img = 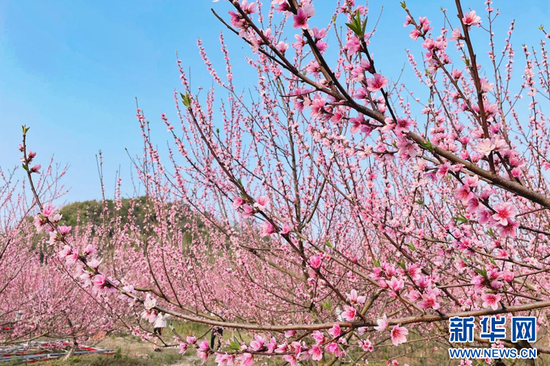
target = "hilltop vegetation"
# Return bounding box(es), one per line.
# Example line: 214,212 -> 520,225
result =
59,196 -> 203,240
60,196 -> 152,230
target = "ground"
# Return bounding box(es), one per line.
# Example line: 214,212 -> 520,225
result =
33,335 -> 198,366
18,330 -> 550,365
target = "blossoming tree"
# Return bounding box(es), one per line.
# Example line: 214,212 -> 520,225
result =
0,157 -> 120,348
20,0 -> 550,364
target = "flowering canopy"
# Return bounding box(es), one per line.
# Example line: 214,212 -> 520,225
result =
11,0 -> 550,364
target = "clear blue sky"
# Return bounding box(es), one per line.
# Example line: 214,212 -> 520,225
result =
1,1 -> 549,203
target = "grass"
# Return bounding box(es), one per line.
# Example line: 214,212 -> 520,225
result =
42,346 -> 187,366
28,322 -> 208,366
39,331 -> 195,366
43,351 -> 183,366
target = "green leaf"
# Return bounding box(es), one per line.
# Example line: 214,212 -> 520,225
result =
400,1 -> 407,9
455,214 -> 468,225
236,178 -> 245,190
345,11 -> 365,38
325,239 -> 333,248
345,22 -> 360,35
372,258 -> 381,267
420,139 -> 435,153
397,260 -> 406,270
407,242 -> 417,251
322,299 -> 332,311
180,92 -> 192,108
228,338 -> 241,351
474,267 -> 487,279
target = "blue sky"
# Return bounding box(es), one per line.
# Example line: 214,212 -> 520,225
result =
1,0 -> 549,203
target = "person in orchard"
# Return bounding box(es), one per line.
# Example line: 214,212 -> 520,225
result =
153,311 -> 170,352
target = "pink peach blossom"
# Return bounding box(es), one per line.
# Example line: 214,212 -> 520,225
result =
308,254 -> 322,269
462,10 -> 481,26
342,305 -> 356,321
328,323 -> 342,337
366,73 -> 388,92
390,325 -> 409,346
482,293 -> 502,310
293,4 -> 314,29
308,345 -> 323,361
254,195 -> 269,210
374,315 -> 389,332
492,202 -> 517,226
